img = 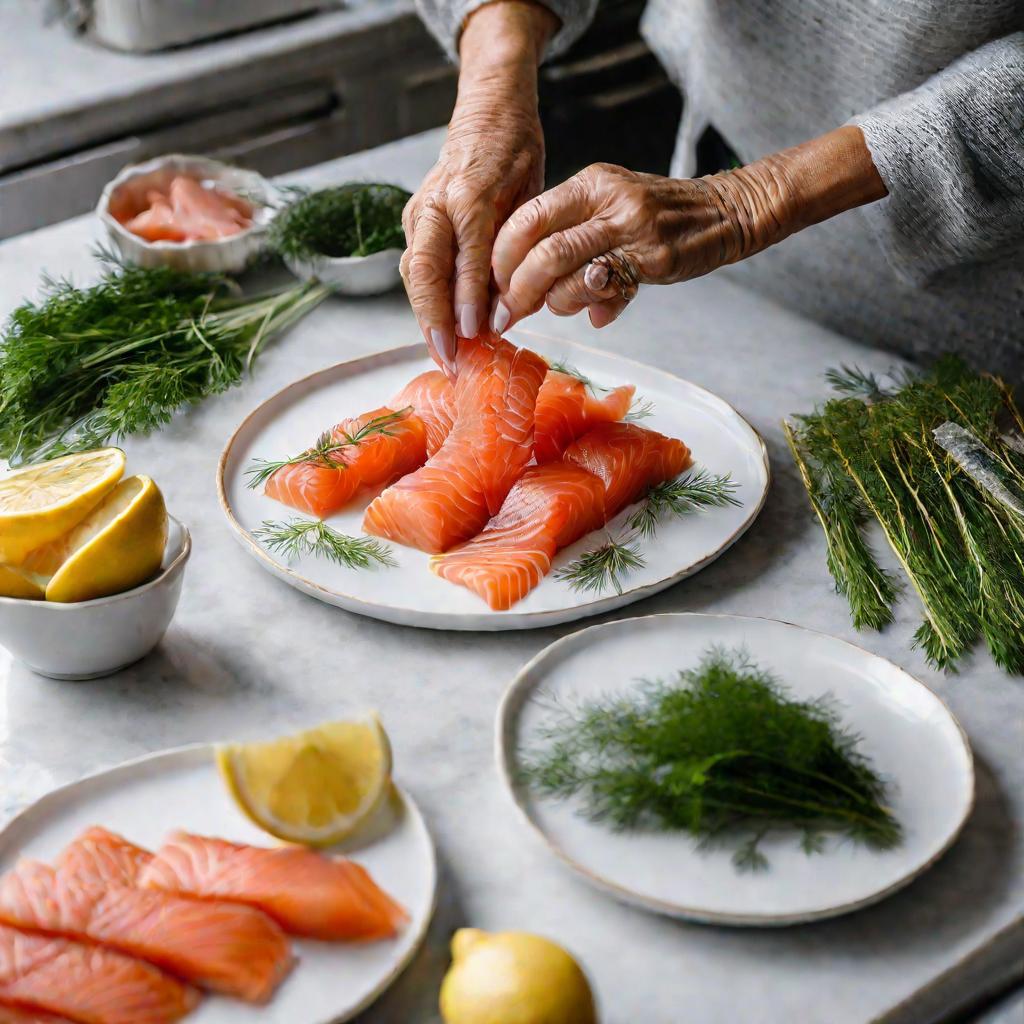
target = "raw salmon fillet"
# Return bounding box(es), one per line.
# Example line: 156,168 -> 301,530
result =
533,371 -> 635,463
564,421 -> 692,518
0,922 -> 196,1024
389,368 -> 634,463
363,335 -> 548,552
140,832 -> 407,942
0,858 -> 292,1003
265,406 -> 427,518
55,826 -> 151,886
0,1006 -> 74,1024
123,176 -> 253,243
431,463 -> 607,610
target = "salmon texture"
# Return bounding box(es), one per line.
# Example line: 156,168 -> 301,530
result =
265,406 -> 427,518
431,463 -> 607,610
140,832 -> 407,942
0,1006 -> 74,1024
390,372 -> 454,457
122,176 -> 253,243
0,922 -> 196,1024
564,421 -> 692,518
0,857 -> 292,1003
55,826 -> 151,886
363,336 -> 548,552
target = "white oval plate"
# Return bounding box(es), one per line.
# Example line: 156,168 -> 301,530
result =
0,745 -> 437,1023
217,332 -> 769,630
496,613 -> 974,926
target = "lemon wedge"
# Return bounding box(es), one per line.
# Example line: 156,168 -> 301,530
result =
0,563 -> 49,600
42,475 -> 167,603
0,448 -> 126,563
218,716 -> 393,847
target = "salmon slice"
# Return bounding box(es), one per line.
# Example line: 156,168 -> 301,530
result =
533,371 -> 635,463
55,826 -> 152,886
389,368 -> 634,463
124,196 -> 187,243
139,832 -> 408,942
0,1005 -> 74,1024
265,407 -> 427,518
390,372 -> 454,457
0,859 -> 292,1003
431,463 -> 607,609
166,177 -> 252,241
363,335 -> 548,552
564,421 -> 692,518
0,923 -> 196,1024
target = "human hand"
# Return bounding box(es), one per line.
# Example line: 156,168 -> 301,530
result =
489,126 -> 887,331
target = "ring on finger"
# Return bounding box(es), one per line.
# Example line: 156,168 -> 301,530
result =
584,252 -> 639,302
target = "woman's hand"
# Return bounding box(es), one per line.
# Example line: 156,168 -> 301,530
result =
401,1 -> 558,377
489,126 -> 888,331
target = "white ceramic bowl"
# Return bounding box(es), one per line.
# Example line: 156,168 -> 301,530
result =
97,155 -> 276,274
284,248 -> 403,296
0,518 -> 191,680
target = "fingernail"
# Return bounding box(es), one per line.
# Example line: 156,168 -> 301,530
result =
430,327 -> 458,381
458,303 -> 479,340
584,262 -> 611,292
588,305 -> 614,329
491,300 -> 511,335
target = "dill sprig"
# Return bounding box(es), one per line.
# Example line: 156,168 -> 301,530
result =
268,183 -> 410,261
520,646 -> 902,871
623,396 -> 655,422
0,251 -> 329,465
547,359 -> 610,394
627,468 -> 740,539
245,407 -> 413,489
554,537 -> 646,595
253,517 -> 396,570
788,355 -> 1024,672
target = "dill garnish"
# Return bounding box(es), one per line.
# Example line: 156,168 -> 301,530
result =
245,407 -> 413,489
253,517 -> 396,570
520,647 -> 901,871
547,359 -> 610,394
554,537 -> 646,595
0,251 -> 328,465
623,396 -> 655,422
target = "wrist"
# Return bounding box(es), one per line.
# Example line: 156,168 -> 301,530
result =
459,2 -> 557,73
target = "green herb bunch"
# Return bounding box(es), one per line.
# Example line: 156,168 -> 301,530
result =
268,183 -> 411,261
0,252 -> 328,464
521,647 -> 901,871
785,356 -> 1024,672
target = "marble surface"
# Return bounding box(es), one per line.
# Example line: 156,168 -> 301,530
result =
0,129 -> 1021,1024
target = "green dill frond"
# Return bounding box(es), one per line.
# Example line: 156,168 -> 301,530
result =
554,537 -> 645,595
253,517 -> 396,570
627,468 -> 740,539
547,359 -> 610,394
624,396 -> 655,422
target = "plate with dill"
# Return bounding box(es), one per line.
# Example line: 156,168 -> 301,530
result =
217,330 -> 769,630
497,613 -> 974,925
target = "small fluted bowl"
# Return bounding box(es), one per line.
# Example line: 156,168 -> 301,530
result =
0,517 -> 191,680
98,155 -> 276,274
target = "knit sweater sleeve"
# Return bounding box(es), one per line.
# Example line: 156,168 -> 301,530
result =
414,0 -> 597,62
853,32 -> 1024,285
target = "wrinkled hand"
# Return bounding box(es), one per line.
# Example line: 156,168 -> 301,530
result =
401,86 -> 544,377
490,128 -> 887,330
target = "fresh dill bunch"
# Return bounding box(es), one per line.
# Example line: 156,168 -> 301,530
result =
554,537 -> 646,595
245,407 -> 413,489
520,646 -> 902,871
268,182 -> 410,261
253,517 -> 396,570
627,468 -> 740,539
0,252 -> 328,464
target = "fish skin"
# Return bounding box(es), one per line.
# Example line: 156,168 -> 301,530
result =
0,859 -> 293,1003
0,922 -> 197,1024
431,463 -> 607,610
564,421 -> 692,518
265,406 -> 427,519
140,832 -> 407,943
364,336 -> 548,552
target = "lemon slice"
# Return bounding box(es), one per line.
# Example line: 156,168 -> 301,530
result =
43,475 -> 168,604
218,716 -> 393,847
0,448 -> 126,563
0,563 -> 49,600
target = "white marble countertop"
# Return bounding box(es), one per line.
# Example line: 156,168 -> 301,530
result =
0,129 -> 1021,1024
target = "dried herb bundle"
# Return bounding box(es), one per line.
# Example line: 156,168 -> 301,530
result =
786,357 -> 1024,672
521,647 -> 900,871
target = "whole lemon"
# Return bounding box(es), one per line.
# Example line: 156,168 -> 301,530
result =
440,928 -> 597,1024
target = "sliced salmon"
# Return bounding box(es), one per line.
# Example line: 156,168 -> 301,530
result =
0,923 -> 196,1024
139,832 -> 407,942
390,371 -> 454,457
533,371 -> 635,463
431,463 -> 607,609
55,826 -> 152,886
265,406 -> 427,518
0,1006 -> 74,1024
121,175 -> 253,243
0,859 -> 292,1003
564,421 -> 692,518
363,335 -> 548,552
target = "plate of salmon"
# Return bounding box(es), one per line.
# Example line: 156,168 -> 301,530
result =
0,746 -> 436,1023
217,331 -> 769,630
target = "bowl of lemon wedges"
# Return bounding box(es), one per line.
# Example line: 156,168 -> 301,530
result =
0,448 -> 189,679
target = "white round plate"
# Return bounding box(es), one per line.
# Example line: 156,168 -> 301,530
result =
496,613 -> 974,926
217,331 -> 769,630
0,745 -> 437,1022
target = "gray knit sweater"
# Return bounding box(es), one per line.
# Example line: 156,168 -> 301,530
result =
415,0 -> 1024,377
